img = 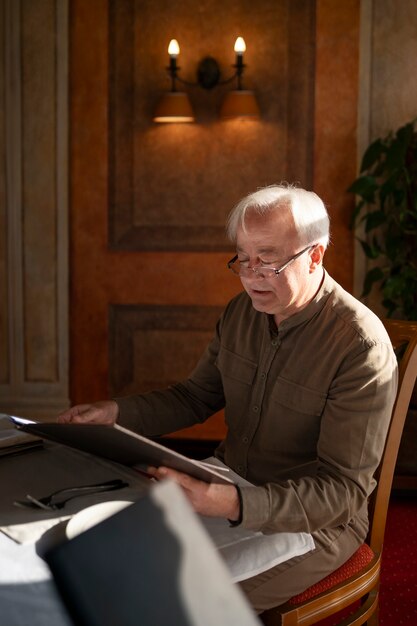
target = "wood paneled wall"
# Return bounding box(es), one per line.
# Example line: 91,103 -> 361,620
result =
12,0 -> 417,434
69,0 -> 360,439
0,0 -> 69,419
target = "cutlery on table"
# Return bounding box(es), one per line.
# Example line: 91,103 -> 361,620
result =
13,478 -> 129,511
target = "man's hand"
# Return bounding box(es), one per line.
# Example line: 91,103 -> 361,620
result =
57,400 -> 119,425
147,466 -> 241,521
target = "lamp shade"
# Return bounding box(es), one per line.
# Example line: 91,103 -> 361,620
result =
153,92 -> 195,123
220,90 -> 260,120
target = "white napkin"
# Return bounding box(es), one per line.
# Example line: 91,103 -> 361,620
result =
200,458 -> 315,582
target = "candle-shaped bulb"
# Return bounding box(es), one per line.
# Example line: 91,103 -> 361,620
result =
234,37 -> 246,55
168,39 -> 180,58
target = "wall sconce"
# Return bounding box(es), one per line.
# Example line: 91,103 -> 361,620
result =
153,37 -> 260,123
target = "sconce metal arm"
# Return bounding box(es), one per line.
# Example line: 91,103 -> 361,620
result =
167,56 -> 245,91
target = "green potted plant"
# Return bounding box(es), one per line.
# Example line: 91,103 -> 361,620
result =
349,120 -> 417,487
348,119 -> 417,320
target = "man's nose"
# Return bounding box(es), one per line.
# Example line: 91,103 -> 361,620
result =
243,266 -> 265,279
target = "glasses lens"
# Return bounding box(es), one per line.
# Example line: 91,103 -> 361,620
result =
256,267 -> 277,278
229,260 -> 276,278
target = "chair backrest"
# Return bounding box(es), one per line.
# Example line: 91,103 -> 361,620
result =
368,319 -> 417,554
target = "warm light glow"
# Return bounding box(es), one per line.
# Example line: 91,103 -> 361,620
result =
234,37 -> 246,54
168,39 -> 180,57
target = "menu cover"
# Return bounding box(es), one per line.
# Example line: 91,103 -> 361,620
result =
9,416 -> 233,486
0,415 -> 43,457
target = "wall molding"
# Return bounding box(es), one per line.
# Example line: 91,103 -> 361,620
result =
0,0 -> 69,419
109,304 -> 223,397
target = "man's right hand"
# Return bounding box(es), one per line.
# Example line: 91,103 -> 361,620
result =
57,400 -> 119,425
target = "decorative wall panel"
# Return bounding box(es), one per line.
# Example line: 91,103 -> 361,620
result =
0,0 -> 68,418
0,0 -> 8,384
109,304 -> 223,397
108,0 -> 316,251
22,0 -> 58,381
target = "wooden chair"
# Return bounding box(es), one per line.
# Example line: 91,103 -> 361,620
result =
261,319 -> 417,626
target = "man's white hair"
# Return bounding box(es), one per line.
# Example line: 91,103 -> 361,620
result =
226,184 -> 330,249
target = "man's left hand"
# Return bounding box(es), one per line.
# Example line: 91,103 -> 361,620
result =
147,466 -> 240,521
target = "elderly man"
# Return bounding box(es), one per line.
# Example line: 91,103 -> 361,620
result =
58,185 -> 397,611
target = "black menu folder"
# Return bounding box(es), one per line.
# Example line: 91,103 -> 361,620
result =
9,416 -> 233,485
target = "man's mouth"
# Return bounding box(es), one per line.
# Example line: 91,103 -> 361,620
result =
251,288 -> 271,295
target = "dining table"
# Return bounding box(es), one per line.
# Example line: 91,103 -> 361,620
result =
0,416 -> 315,625
0,415 -> 150,626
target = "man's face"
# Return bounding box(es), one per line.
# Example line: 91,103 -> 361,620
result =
235,207 -> 320,322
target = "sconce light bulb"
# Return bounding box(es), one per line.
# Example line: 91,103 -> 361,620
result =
168,39 -> 180,58
234,37 -> 246,55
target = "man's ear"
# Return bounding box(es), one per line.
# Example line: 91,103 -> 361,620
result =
309,244 -> 325,272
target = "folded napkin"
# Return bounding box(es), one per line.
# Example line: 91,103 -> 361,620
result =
201,517 -> 314,582
200,458 -> 315,582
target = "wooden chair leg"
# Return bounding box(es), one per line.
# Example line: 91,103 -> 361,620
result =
366,608 -> 378,625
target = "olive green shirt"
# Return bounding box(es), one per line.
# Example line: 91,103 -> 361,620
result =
116,271 -> 398,536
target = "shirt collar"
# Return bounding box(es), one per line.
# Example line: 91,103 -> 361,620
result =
270,269 -> 334,332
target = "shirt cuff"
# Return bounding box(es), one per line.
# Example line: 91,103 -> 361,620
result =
228,485 -> 243,527
238,485 -> 271,531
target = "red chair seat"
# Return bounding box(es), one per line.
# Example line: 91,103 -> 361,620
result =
289,544 -> 375,605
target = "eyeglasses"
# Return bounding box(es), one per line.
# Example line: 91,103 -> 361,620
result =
227,245 -> 316,278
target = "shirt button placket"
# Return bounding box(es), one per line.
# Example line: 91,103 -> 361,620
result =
238,332 -> 281,478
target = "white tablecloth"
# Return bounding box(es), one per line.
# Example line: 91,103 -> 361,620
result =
0,532 -> 72,626
0,419 -> 150,626
0,423 -> 314,624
